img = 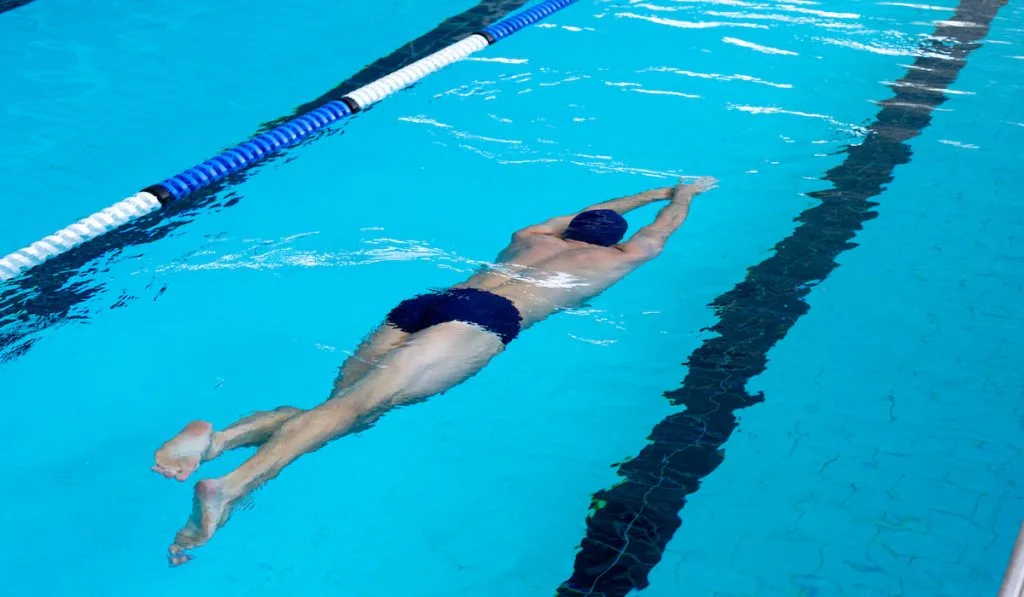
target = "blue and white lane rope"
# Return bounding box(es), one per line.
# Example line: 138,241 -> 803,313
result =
0,0 -> 579,283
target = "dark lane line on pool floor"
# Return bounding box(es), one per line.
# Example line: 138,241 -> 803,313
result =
0,0 -> 34,16
556,0 -> 1007,594
0,0 -> 528,364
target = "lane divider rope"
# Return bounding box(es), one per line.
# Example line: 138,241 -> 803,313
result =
0,0 -> 579,283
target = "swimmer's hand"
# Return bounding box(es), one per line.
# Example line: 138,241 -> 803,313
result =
672,177 -> 718,202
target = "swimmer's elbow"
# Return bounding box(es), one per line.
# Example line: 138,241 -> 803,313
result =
621,236 -> 665,260
511,228 -> 534,242
512,225 -> 553,241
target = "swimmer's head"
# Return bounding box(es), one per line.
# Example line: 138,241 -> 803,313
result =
562,209 -> 628,247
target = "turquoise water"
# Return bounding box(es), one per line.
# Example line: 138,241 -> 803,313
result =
1,0 -> 1022,595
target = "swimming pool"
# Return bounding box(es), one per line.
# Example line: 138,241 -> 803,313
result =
1,0 -> 1022,594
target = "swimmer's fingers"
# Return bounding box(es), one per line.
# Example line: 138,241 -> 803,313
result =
675,176 -> 718,197
693,176 -> 718,193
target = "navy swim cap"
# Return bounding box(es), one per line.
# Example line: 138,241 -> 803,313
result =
563,209 -> 628,247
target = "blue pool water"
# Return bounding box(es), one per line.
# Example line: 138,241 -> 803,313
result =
1,0 -> 1023,595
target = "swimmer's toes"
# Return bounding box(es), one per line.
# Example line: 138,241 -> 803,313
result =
168,544 -> 194,567
174,456 -> 201,481
169,554 -> 193,567
152,464 -> 179,479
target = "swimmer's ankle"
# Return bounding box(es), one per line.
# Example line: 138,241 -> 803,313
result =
205,432 -> 228,460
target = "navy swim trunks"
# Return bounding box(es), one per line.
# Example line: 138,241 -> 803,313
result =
385,288 -> 522,344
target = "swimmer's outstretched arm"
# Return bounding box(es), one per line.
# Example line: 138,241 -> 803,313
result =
583,186 -> 675,215
514,185 -> 674,237
619,177 -> 718,258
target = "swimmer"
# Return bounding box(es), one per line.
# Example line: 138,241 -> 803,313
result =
153,176 -> 718,565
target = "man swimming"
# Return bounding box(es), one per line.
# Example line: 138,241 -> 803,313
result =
152,176 -> 718,565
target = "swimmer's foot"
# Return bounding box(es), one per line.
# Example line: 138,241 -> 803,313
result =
153,421 -> 214,481
168,479 -> 233,566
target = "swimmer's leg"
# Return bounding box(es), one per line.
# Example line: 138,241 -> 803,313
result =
168,322 -> 504,565
153,325 -> 409,482
332,323 -> 410,394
